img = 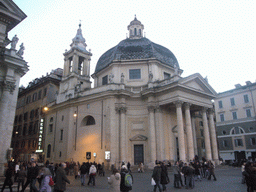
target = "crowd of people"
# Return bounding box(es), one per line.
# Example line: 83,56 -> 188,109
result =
2,156 -> 256,192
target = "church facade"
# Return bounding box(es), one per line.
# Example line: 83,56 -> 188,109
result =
44,17 -> 219,168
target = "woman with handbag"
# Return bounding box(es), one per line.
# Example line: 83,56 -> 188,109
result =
39,167 -> 52,192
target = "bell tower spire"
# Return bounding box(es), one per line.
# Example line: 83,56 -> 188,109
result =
58,23 -> 92,103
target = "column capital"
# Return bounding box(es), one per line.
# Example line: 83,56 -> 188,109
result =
174,100 -> 183,108
115,106 -> 127,114
202,107 -> 208,113
155,105 -> 163,113
148,105 -> 155,112
2,80 -> 16,94
184,102 -> 191,110
208,108 -> 214,115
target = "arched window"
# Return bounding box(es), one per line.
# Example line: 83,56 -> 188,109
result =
134,28 -> 137,35
47,144 -> 51,158
81,115 -> 96,126
139,29 -> 141,36
230,126 -> 245,135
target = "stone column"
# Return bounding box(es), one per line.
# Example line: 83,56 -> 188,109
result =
82,58 -> 88,76
202,108 -> 212,160
0,80 -> 18,176
72,53 -> 79,74
119,107 -> 127,162
155,106 -> 165,160
191,116 -> 198,156
208,109 -> 219,163
148,106 -> 156,162
184,103 -> 194,161
175,101 -> 186,161
63,58 -> 69,77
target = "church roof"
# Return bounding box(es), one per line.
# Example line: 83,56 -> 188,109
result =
95,37 -> 179,73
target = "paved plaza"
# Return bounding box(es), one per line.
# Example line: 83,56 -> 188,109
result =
0,166 -> 247,192
64,166 -> 246,192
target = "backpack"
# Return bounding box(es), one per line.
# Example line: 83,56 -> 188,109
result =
49,176 -> 54,186
124,172 -> 132,187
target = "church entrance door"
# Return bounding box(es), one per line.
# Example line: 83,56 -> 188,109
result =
134,145 -> 144,165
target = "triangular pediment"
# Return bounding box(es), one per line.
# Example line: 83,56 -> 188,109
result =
0,0 -> 27,32
179,73 -> 217,96
129,134 -> 148,141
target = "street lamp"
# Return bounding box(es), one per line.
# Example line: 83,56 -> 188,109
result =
43,106 -> 49,112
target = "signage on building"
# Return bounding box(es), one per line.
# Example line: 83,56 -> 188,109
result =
105,151 -> 110,160
86,152 -> 91,160
37,118 -> 44,152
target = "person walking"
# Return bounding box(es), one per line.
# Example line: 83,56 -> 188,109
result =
87,164 -> 97,186
186,163 -> 195,189
108,168 -> 121,192
120,165 -> 133,192
1,164 -> 14,192
207,161 -> 217,181
39,167 -> 52,192
54,163 -> 70,192
21,162 -> 39,192
74,163 -> 79,179
152,162 -> 162,192
173,161 -> 183,188
17,166 -> 26,192
160,162 -> 169,191
79,162 -> 87,186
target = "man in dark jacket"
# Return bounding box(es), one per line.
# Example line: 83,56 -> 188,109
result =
79,162 -> 87,186
1,164 -> 14,192
186,164 -> 195,189
54,163 -> 70,192
152,162 -> 162,192
160,162 -> 169,191
120,165 -> 133,192
21,162 -> 39,192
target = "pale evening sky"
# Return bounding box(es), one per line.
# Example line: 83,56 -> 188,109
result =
9,0 -> 256,93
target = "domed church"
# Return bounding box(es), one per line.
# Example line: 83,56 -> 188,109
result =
44,17 -> 219,168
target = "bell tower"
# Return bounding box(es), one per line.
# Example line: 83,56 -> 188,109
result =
58,23 -> 92,103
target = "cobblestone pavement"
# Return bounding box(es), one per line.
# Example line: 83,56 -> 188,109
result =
65,166 -> 246,192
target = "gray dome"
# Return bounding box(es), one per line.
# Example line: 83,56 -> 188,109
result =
94,37 -> 179,73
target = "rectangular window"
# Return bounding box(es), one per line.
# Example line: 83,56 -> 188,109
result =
200,129 -> 204,137
244,94 -> 249,103
232,111 -> 237,120
220,114 -> 225,122
230,98 -> 235,106
60,130 -> 63,141
235,139 -> 243,147
223,140 -> 228,147
26,95 -> 31,104
250,138 -> 256,145
218,101 -> 223,108
32,93 -> 37,102
38,90 -> 42,100
164,72 -> 171,79
102,75 -> 108,85
246,109 -> 252,117
43,88 -> 47,97
129,69 -> 141,79
199,121 -> 203,126
49,124 -> 53,133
